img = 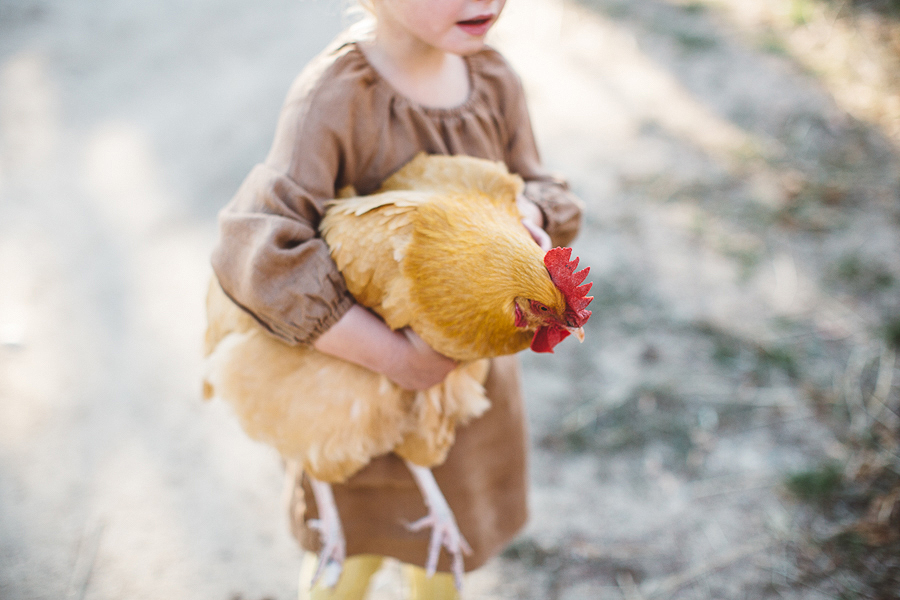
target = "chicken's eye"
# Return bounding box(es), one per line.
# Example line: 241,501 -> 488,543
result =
530,300 -> 552,315
531,300 -> 549,312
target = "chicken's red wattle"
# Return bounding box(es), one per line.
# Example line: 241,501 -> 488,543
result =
530,325 -> 570,353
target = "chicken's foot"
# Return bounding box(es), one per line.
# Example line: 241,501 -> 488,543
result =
404,460 -> 472,590
307,477 -> 346,588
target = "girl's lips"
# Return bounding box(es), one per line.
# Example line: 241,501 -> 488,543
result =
456,15 -> 494,37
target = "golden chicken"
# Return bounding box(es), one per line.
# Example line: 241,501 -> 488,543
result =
202,153 -> 592,588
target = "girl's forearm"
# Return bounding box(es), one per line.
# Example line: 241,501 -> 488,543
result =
312,304 -> 456,390
313,304 -> 400,372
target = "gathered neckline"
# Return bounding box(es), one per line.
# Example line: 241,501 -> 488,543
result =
347,42 -> 484,117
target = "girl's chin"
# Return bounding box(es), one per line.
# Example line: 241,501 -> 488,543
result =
441,36 -> 489,56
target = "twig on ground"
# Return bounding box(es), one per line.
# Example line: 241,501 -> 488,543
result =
843,345 -> 873,434
616,570 -> 646,600
691,476 -> 779,500
866,345 -> 898,428
66,516 -> 105,600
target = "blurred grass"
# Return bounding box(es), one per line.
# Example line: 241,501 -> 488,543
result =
785,461 -> 845,504
828,252 -> 895,298
883,317 -> 900,349
827,0 -> 900,17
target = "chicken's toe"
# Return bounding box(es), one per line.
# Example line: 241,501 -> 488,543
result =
404,461 -> 471,590
308,478 -> 346,588
407,512 -> 472,589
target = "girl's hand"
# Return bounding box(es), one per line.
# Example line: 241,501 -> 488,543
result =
516,194 -> 551,251
313,304 -> 456,391
385,329 -> 457,391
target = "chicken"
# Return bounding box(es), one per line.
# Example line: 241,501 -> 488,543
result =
202,153 -> 592,589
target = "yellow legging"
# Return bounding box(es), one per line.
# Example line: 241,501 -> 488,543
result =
298,553 -> 459,600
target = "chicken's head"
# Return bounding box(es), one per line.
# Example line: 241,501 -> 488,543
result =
513,247 -> 593,353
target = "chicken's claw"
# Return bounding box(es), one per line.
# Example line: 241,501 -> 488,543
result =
404,461 -> 471,590
308,518 -> 346,588
407,511 -> 472,589
308,478 -> 346,589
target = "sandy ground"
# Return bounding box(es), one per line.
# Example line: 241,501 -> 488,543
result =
1,0 -> 898,599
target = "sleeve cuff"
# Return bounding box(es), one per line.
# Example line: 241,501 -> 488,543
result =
522,179 -> 585,248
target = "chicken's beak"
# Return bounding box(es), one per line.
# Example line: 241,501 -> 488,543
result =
566,326 -> 585,343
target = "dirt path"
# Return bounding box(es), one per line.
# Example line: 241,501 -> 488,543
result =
1,1 -> 898,599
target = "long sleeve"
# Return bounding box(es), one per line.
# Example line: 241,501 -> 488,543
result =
211,165 -> 355,345
210,59 -> 359,346
499,67 -> 584,248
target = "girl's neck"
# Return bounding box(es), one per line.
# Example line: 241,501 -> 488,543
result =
361,27 -> 471,109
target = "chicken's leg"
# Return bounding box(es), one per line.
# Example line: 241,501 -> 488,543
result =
308,477 -> 346,588
404,460 -> 472,590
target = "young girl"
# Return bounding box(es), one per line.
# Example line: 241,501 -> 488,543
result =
211,0 -> 583,597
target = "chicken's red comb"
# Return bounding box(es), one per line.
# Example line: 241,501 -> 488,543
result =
544,247 -> 593,327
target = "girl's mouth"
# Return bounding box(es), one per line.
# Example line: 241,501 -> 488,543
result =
456,15 -> 494,37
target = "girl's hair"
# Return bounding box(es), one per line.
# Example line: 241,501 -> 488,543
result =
341,0 -> 375,39
343,0 -> 376,36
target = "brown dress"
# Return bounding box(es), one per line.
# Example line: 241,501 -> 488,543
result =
210,33 -> 584,572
